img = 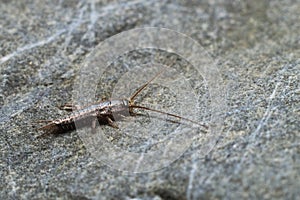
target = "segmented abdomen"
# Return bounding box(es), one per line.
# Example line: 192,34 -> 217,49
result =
38,100 -> 128,136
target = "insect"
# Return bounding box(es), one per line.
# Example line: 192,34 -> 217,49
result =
37,69 -> 208,138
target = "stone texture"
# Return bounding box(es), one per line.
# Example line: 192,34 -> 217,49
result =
0,0 -> 299,199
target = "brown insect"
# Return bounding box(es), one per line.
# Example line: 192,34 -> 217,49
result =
37,69 -> 208,138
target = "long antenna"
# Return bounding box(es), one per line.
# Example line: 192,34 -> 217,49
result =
128,64 -> 208,129
131,105 -> 208,129
129,69 -> 166,102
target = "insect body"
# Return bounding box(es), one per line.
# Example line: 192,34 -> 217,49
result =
38,70 -> 208,137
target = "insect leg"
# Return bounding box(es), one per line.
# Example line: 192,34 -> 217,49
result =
107,117 -> 119,129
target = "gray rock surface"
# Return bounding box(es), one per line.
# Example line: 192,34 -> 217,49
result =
1,0 -> 299,199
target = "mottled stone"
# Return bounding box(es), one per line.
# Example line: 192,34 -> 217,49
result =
1,0 -> 299,199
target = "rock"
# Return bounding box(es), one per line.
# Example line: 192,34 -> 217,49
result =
1,0 -> 299,199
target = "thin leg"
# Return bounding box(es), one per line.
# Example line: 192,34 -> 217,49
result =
107,117 -> 119,129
